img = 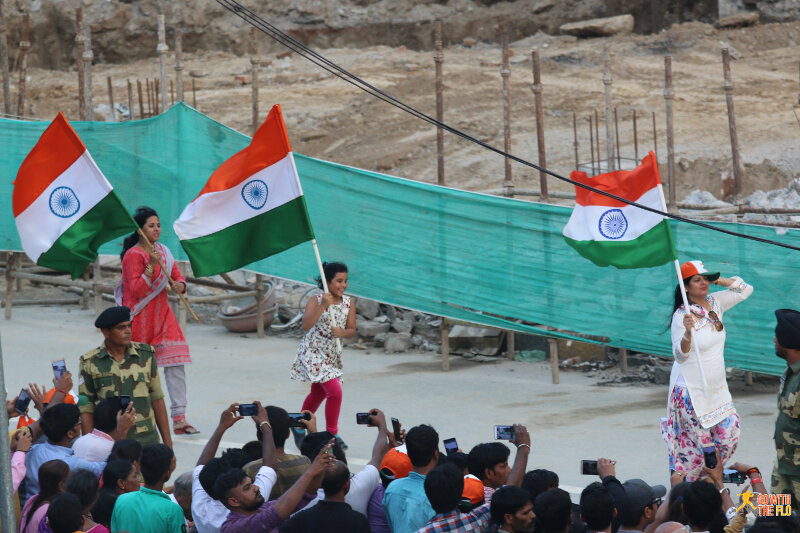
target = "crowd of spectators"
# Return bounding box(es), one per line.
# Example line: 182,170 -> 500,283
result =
5,390 -> 797,533
3,306 -> 800,533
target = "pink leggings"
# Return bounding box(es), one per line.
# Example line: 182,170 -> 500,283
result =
301,378 -> 342,435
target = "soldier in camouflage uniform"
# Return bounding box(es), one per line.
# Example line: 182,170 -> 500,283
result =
772,308 -> 800,501
79,306 -> 172,447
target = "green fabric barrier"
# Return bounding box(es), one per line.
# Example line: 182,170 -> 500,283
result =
1,104 -> 798,375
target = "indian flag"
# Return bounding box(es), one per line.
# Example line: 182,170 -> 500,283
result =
13,112 -> 137,279
173,104 -> 315,277
562,151 -> 676,269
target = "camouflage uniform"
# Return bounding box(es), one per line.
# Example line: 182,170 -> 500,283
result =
79,342 -> 165,445
772,359 -> 800,501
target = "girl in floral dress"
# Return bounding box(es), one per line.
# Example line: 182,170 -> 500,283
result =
661,260 -> 753,480
290,262 -> 356,448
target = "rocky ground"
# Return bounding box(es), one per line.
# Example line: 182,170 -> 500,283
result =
7,14 -> 800,207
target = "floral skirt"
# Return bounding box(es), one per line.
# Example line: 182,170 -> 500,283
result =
660,385 -> 740,481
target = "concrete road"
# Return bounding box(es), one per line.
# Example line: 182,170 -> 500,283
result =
1,305 -> 781,495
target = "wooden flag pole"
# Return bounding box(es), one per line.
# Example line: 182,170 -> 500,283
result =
137,229 -> 199,322
286,150 -> 343,351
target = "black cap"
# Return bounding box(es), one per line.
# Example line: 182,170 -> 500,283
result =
94,306 -> 131,329
620,479 -> 667,524
776,309 -> 800,350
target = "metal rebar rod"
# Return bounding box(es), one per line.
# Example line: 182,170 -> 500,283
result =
127,79 -> 134,120
157,14 -> 168,111
614,107 -> 621,169
589,114 -> 595,174
0,0 -> 10,115
602,48 -> 615,171
170,79 -> 174,105
721,48 -> 743,202
572,112 -> 579,170
15,11 -> 30,117
501,35 -> 513,197
106,76 -> 115,122
175,29 -> 183,102
154,78 -> 160,114
632,109 -> 638,161
146,78 -> 153,117
652,111 -> 658,161
137,79 -> 144,118
251,26 -> 259,135
532,50 -> 548,200
434,20 -> 445,186
664,56 -> 676,209
192,78 -> 196,108
594,109 -> 601,172
83,15 -> 93,120
74,8 -> 85,120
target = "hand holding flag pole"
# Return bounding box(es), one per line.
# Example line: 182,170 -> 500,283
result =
310,238 -> 343,352
137,229 -> 200,323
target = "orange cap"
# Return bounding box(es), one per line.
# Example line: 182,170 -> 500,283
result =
462,475 -> 485,504
380,448 -> 412,479
44,388 -> 76,405
680,260 -> 720,282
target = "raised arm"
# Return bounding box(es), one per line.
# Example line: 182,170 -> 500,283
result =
713,276 -> 753,313
273,441 -> 336,519
366,409 -> 390,468
507,425 -> 531,486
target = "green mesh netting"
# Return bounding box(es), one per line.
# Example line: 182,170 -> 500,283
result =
1,104 -> 798,375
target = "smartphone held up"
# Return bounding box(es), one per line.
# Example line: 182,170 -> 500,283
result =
494,425 -> 515,440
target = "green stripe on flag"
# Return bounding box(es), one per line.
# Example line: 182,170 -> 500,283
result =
180,196 -> 315,277
563,219 -> 677,269
37,192 -> 138,279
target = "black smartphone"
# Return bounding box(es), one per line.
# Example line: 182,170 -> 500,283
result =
722,469 -> 745,484
238,403 -> 258,416
391,417 -> 403,444
494,425 -> 515,440
119,395 -> 131,411
703,447 -> 717,470
51,359 -> 67,380
581,460 -> 598,476
288,412 -> 311,428
443,437 -> 459,456
14,389 -> 31,415
356,412 -> 371,425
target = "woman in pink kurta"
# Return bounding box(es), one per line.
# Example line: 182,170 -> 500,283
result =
118,206 -> 197,434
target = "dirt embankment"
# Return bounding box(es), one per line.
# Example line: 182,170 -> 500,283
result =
5,3 -> 800,200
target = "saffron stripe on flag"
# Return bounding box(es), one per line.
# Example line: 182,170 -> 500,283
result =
13,112 -> 87,216
173,154 -> 300,241
192,109 -> 292,197
179,196 -> 314,278
15,151 -> 112,261
572,153 -> 660,207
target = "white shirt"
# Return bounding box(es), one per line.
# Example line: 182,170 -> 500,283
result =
300,464 -> 380,516
191,463 -> 277,533
72,429 -> 114,462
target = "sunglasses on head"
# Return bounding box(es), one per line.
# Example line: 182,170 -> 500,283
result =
708,310 -> 723,332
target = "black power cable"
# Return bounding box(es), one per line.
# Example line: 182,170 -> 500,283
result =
216,0 -> 800,254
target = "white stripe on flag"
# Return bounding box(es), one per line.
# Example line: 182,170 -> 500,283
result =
15,151 -> 111,262
563,186 -> 663,242
174,154 -> 301,241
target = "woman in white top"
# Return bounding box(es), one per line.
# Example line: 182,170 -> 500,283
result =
660,260 -> 753,480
